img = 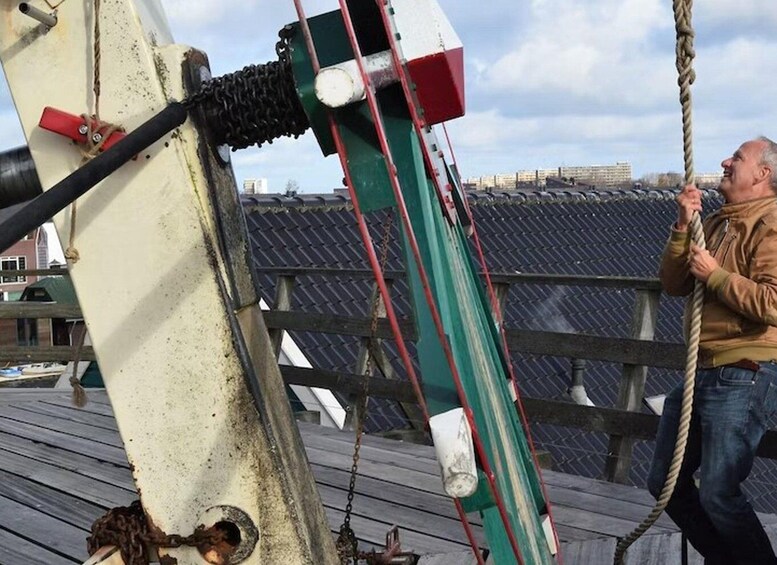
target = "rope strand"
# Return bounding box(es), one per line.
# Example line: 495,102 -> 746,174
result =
614,1 -> 704,562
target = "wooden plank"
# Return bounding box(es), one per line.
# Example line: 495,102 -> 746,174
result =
0,527 -> 77,565
298,421 -> 437,459
11,400 -> 119,432
0,389 -> 76,403
0,430 -> 133,488
0,405 -> 122,446
0,467 -> 104,530
0,415 -> 128,466
0,446 -> 134,508
553,523 -> 607,543
0,493 -> 90,561
298,430 -> 440,476
322,506 -> 473,555
506,330 -> 685,370
252,266 -> 663,291
316,482 -> 486,547
0,268 -> 68,277
281,365 -> 417,403
1,392 -> 775,563
253,266 -> 405,282
0,346 -> 96,362
41,394 -> 116,417
29,389 -> 777,466
550,504 -> 674,538
418,551 -> 480,565
0,303 -> 81,319
522,397 -> 659,440
546,483 -> 677,531
622,531 -> 692,565
560,536 -> 618,565
310,461 -> 482,527
306,444 -> 444,494
542,470 -> 655,505
488,273 -> 662,291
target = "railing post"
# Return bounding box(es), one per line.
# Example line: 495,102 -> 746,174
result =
491,281 -> 510,324
268,275 -> 296,359
604,288 -> 661,483
344,280 -> 427,433
345,281 -> 388,430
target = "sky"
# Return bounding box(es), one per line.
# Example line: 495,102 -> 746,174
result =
3,0 -> 777,198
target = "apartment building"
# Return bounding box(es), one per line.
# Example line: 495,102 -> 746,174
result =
465,162 -> 633,190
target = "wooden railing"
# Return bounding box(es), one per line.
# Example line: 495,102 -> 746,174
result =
4,266 -> 777,484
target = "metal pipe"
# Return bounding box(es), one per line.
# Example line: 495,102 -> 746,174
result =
0,102 -> 188,253
568,358 -> 594,406
571,358 -> 586,387
0,145 -> 42,209
19,3 -> 58,28
314,50 -> 398,108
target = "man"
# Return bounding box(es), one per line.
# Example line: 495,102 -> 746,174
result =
648,137 -> 777,564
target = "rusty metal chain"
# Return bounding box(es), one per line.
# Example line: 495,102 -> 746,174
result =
336,211 -> 395,564
87,500 -> 227,565
356,526 -> 417,564
184,26 -> 309,150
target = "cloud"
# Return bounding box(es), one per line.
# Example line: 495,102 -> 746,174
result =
478,0 -> 675,111
693,38 -> 777,119
695,0 -> 777,39
1,0 -> 776,192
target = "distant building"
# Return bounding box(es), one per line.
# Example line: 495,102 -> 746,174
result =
465,161 -> 633,190
243,178 -> 269,194
695,173 -> 722,188
0,227 -> 48,302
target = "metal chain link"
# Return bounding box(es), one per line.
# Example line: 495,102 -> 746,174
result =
183,26 -> 309,150
337,211 -> 395,564
87,500 -> 228,565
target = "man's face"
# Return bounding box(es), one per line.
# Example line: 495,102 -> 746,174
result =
719,139 -> 768,203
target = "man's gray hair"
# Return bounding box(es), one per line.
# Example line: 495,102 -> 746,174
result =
758,136 -> 777,191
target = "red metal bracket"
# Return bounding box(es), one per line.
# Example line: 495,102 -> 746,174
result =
38,107 -> 127,152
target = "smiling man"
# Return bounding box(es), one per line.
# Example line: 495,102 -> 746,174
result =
648,136 -> 777,564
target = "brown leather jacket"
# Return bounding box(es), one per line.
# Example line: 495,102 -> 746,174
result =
660,196 -> 777,367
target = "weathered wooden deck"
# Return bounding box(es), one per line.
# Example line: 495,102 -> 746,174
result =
0,389 -> 774,564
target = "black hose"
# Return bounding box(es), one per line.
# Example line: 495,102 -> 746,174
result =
0,102 -> 188,253
0,145 -> 42,208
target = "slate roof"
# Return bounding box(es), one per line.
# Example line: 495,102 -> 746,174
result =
242,187 -> 777,513
21,275 -> 78,304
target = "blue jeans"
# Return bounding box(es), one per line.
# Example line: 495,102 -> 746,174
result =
648,363 -> 777,564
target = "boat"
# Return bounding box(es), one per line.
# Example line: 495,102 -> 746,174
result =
20,362 -> 67,377
0,367 -> 22,378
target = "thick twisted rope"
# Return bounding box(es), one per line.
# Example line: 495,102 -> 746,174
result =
614,0 -> 705,562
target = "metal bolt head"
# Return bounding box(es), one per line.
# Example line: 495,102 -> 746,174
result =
91,132 -> 103,143
78,124 -> 88,135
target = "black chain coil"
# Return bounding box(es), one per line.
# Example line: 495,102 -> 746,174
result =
185,26 -> 309,150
